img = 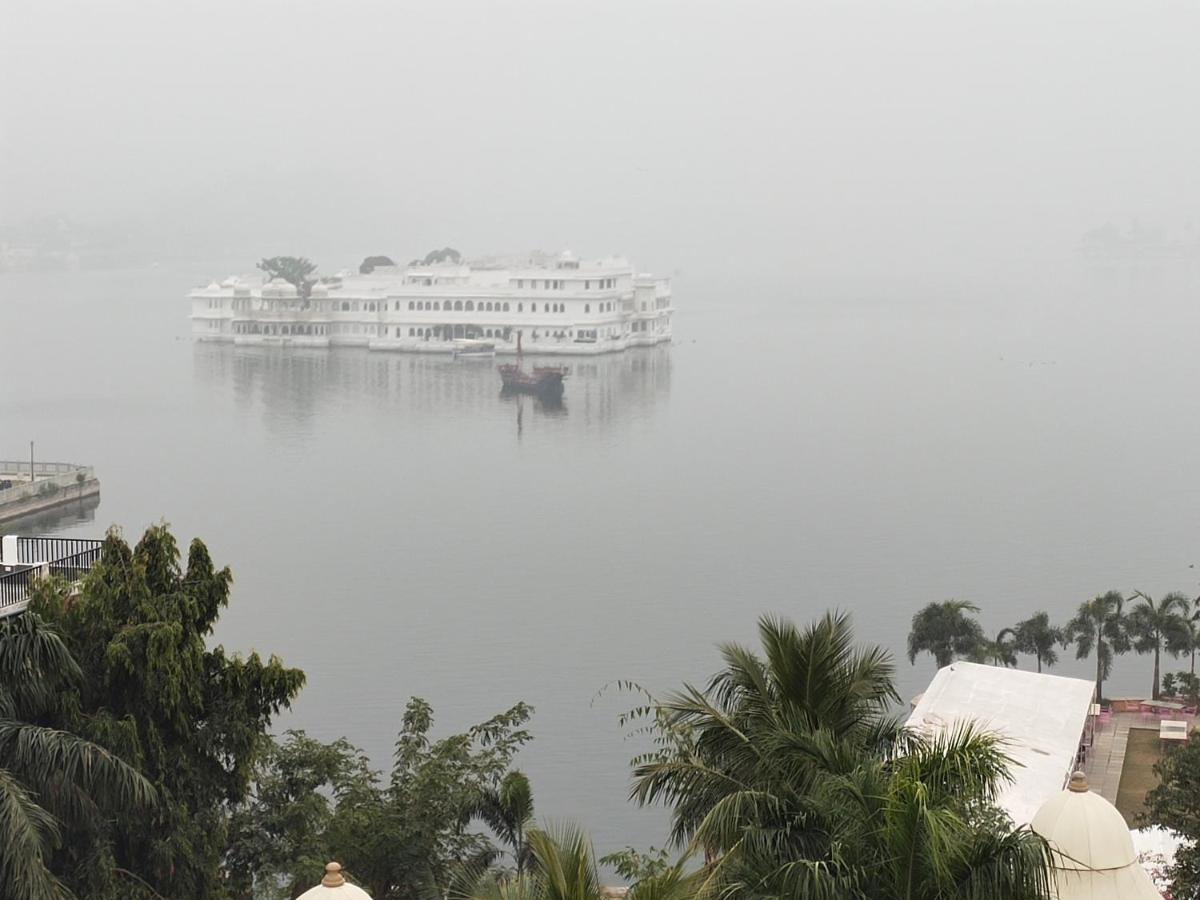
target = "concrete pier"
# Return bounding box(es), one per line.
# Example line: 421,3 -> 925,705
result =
0,461 -> 100,525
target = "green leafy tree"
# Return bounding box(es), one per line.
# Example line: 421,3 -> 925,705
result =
224,731 -> 375,899
907,600 -> 985,668
227,697 -> 534,900
1063,591 -> 1130,702
1126,591 -> 1191,700
1144,731 -> 1200,897
625,613 -> 1052,899
1013,612 -> 1063,673
0,613 -> 155,900
359,255 -> 396,274
599,845 -> 672,883
30,525 -> 305,898
257,256 -> 318,299
421,247 -> 462,265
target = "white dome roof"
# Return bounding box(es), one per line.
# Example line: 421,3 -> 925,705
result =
295,863 -> 372,900
1031,772 -> 1161,899
310,283 -> 328,297
1031,773 -> 1136,870
263,278 -> 298,298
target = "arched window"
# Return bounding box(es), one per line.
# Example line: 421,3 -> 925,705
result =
502,302 -> 510,312
517,303 -> 523,312
485,302 -> 492,312
465,301 -> 475,312
454,300 -> 463,311
584,304 -> 590,314
433,302 -> 440,311
342,302 -> 350,311
408,301 -> 414,310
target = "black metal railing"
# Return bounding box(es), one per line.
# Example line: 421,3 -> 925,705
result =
48,546 -> 103,582
0,567 -> 38,611
0,539 -> 104,616
17,537 -> 103,564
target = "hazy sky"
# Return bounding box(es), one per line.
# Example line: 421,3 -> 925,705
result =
4,1 -> 1198,282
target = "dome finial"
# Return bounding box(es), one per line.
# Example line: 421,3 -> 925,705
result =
1068,770 -> 1089,792
322,862 -> 346,887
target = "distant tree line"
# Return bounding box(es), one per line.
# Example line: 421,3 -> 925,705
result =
908,591 -> 1200,701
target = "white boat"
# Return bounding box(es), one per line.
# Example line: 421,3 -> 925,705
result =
451,339 -> 496,359
188,250 -> 673,356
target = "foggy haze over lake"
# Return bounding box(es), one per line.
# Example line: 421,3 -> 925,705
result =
4,0 -> 1200,864
5,2 -> 1200,288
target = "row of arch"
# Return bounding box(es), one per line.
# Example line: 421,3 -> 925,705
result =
402,299 -> 616,315
403,326 -> 515,340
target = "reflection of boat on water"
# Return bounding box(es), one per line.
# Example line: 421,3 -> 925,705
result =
451,339 -> 496,359
498,363 -> 567,398
194,340 -> 668,432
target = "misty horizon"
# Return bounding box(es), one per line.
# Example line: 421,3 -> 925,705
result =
5,1 -> 1199,290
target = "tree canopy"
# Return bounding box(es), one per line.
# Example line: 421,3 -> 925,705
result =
1012,613 -> 1063,673
1144,732 -> 1200,897
1126,591 -> 1191,699
907,600 -> 985,668
226,697 -> 534,900
624,612 -> 1052,899
1064,591 -> 1130,701
258,256 -> 318,298
410,247 -> 462,266
0,613 -> 155,900
359,255 -> 396,274
29,524 -> 304,898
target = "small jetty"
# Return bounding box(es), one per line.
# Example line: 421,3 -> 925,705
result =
0,460 -> 100,525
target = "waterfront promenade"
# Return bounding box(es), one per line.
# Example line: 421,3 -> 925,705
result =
0,460 -> 99,524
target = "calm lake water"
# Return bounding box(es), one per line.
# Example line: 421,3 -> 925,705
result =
3,260 -> 1200,855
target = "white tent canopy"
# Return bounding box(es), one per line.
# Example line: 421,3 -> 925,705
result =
905,662 -> 1095,825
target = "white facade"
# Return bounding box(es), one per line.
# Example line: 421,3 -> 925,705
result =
189,251 -> 673,355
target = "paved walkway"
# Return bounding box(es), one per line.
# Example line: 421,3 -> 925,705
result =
1084,710 -> 1197,802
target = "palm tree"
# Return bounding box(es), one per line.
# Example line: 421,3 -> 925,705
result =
452,824 -> 709,900
1013,612 -> 1063,673
466,770 -> 536,875
0,613 -> 155,900
1180,594 -> 1200,678
907,600 -> 986,668
970,628 -> 1018,667
631,612 -> 898,850
1064,591 -> 1131,702
1126,591 -> 1191,700
624,613 -> 1052,899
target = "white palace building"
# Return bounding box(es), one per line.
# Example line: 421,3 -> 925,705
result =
190,251 -> 673,355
